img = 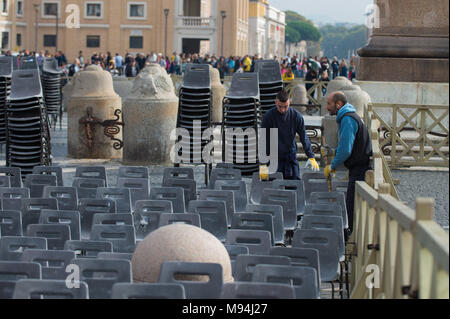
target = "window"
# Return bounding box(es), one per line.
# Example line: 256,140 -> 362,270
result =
85,2 -> 103,18
1,0 -> 8,14
43,1 -> 59,18
16,33 -> 21,47
44,34 -> 56,47
1,31 -> 9,49
128,2 -> 146,19
16,0 -> 23,16
86,35 -> 100,48
129,36 -> 143,49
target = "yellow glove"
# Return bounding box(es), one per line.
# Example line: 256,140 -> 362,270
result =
305,158 -> 320,172
324,165 -> 336,180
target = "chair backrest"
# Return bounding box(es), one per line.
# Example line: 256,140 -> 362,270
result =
149,187 -> 185,214
162,178 -> 197,207
70,258 -> 132,299
231,213 -> 274,244
93,213 -> 133,226
24,174 -> 57,198
187,200 -> 228,242
13,279 -> 89,299
209,168 -> 242,189
309,192 -> 348,228
225,230 -> 272,255
0,176 -> 10,188
234,254 -> 291,282
1,187 -> 30,212
72,178 -> 106,199
26,224 -> 71,251
20,198 -> 59,233
21,249 -> 76,280
111,283 -> 186,299
133,200 -> 173,240
0,262 -> 41,299
162,167 -> 194,183
118,166 -> 149,180
158,262 -> 223,299
302,173 -> 329,201
117,178 -> 150,209
245,204 -> 285,245
332,181 -> 348,198
224,244 -> 249,277
158,213 -> 201,228
78,198 -> 116,239
214,180 -> 247,213
251,265 -> 319,299
32,166 -> 64,186
249,171 -> 283,204
43,186 -> 78,211
96,188 -> 132,214
97,252 -> 133,261
292,229 -> 340,282
261,189 -> 297,231
220,282 -> 295,299
272,180 -> 306,216
90,225 -> 136,253
198,190 -> 235,227
64,240 -> 113,258
39,210 -> 81,241
0,167 -> 22,187
75,166 -> 107,186
0,236 -> 47,261
0,210 -> 22,237
304,203 -> 347,228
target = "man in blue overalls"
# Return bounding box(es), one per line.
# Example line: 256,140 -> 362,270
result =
261,90 -> 320,180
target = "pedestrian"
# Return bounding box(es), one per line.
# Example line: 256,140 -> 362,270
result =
115,53 -> 123,76
339,59 -> 348,78
125,59 -> 140,77
331,57 -> 339,79
282,67 -> 295,82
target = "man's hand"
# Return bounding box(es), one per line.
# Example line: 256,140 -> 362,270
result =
324,165 -> 336,180
320,146 -> 335,159
305,158 -> 320,172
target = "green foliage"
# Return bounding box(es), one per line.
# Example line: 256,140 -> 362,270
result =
286,25 -> 301,43
320,24 -> 369,58
284,11 -> 322,43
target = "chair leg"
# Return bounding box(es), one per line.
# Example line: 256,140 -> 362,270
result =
330,281 -> 335,299
345,260 -> 350,299
339,263 -> 344,299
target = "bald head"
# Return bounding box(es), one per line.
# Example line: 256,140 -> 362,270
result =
326,91 -> 348,116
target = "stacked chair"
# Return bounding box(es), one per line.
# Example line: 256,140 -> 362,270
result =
255,60 -> 283,119
40,58 -> 62,126
176,64 -> 213,183
221,73 -> 260,175
5,69 -> 52,175
0,56 -> 13,146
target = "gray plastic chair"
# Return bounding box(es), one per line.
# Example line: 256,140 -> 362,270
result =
188,200 -> 228,242
32,166 -> 64,186
304,203 -> 347,229
0,210 -> 22,237
96,188 -> 132,214
272,180 -> 306,216
24,174 -> 57,198
270,247 -> 321,297
158,213 -> 201,228
0,236 -> 47,261
0,262 -> 41,299
39,210 -> 81,241
158,262 -> 223,299
215,163 -> 235,169
221,282 -> 295,299
309,192 -> 349,229
162,178 -> 197,208
198,190 -> 235,227
93,213 -> 133,226
21,250 -> 76,280
225,230 -> 272,256
90,225 -> 136,253
292,229 -> 340,282
64,240 -> 113,258
332,181 -> 348,198
97,252 -> 133,261
117,178 -> 150,209
0,167 -> 22,187
261,189 -> 297,231
133,200 -> 173,240
75,166 -> 107,186
43,186 -> 78,211
231,213 -> 275,244
209,168 -> 242,189
302,173 -> 329,201
246,204 -> 285,245
20,198 -> 58,233
118,166 -> 149,180
13,279 -> 89,299
26,224 -> 71,251
150,187 -> 186,214
70,258 -> 132,299
72,178 -> 106,199
1,188 -> 30,212
252,265 -> 319,299
234,254 -> 291,282
78,198 -> 116,239
0,176 -> 10,188
224,244 -> 249,277
111,283 -> 186,299
162,167 -> 195,184
214,180 -> 247,213
249,172 -> 284,204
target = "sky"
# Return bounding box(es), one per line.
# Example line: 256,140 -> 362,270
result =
269,0 -> 375,25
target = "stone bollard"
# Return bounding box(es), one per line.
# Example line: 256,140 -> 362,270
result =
113,76 -> 134,100
291,83 -> 308,113
61,79 -> 74,112
210,66 -> 226,123
67,65 -> 122,159
340,84 -> 371,117
321,76 -> 353,115
123,64 -> 178,165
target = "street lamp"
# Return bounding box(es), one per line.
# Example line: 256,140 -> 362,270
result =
34,4 -> 40,54
220,10 -> 226,57
164,9 -> 169,57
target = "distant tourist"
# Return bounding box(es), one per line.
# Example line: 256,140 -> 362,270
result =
331,57 -> 339,79
339,59 -> 348,78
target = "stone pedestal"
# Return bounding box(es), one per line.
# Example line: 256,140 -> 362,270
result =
357,0 -> 449,82
67,65 -> 122,159
320,77 -> 353,116
210,66 -> 226,123
123,64 -> 179,165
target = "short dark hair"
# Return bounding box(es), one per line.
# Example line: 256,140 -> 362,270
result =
276,90 -> 290,103
333,92 -> 347,106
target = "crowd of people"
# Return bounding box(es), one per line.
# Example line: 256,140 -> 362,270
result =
2,49 -> 357,82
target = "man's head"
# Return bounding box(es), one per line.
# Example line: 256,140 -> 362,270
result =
275,90 -> 290,115
327,91 -> 348,116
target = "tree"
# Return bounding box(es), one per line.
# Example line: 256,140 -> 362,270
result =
320,24 -> 368,58
284,10 -> 322,43
286,25 -> 301,43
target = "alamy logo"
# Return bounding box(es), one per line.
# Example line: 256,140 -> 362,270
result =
65,264 -> 80,289
365,264 -> 380,289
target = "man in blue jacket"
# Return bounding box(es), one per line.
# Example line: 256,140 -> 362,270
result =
323,91 -> 372,236
261,90 -> 320,180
